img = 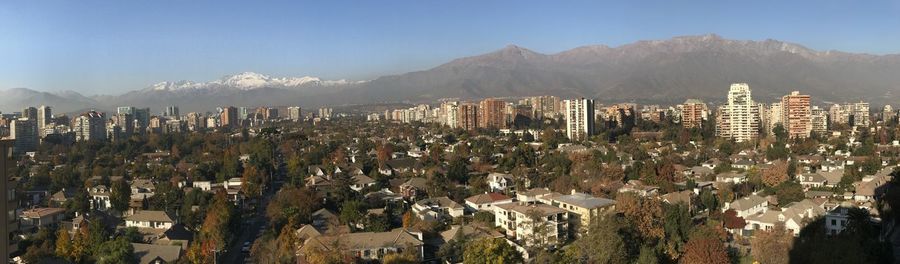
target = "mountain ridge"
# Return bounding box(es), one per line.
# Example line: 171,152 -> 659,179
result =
3,34 -> 900,113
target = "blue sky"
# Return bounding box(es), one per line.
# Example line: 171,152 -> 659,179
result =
1,1 -> 899,95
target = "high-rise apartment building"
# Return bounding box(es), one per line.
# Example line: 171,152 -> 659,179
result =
852,102 -> 870,127
288,106 -> 302,121
265,107 -> 279,120
716,83 -> 760,142
766,102 -> 783,135
185,112 -> 205,131
441,102 -> 459,129
74,111 -> 107,142
680,99 -> 708,129
0,139 -> 18,263
37,105 -> 51,135
164,106 -> 180,119
829,102 -> 870,128
21,107 -> 37,120
318,107 -> 333,119
117,106 -> 135,115
457,103 -> 478,131
883,105 -> 896,123
222,106 -> 238,128
811,106 -> 828,135
529,95 -> 561,120
134,108 -> 150,134
112,113 -> 134,138
478,98 -> 507,129
10,118 -> 38,155
564,98 -> 595,141
238,107 -> 251,120
781,91 -> 811,139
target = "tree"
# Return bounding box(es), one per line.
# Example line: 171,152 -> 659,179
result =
339,200 -> 365,226
662,203 -> 692,260
55,228 -> 72,260
680,226 -> 729,264
463,238 -> 523,264
110,179 -> 132,212
773,181 -> 804,205
94,237 -> 135,264
616,193 -> 665,240
568,215 -> 634,263
722,210 -> 747,230
242,165 -> 264,198
762,160 -> 789,187
751,224 -> 792,264
447,158 -> 469,183
266,186 -> 321,227
383,251 -> 419,264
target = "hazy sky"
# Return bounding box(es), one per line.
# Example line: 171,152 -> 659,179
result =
2,1 -> 899,95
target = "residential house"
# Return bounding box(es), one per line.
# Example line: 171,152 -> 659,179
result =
464,193 -> 513,212
399,178 -> 427,198
723,194 -> 768,218
487,173 -> 516,193
350,175 -> 376,192
716,171 -> 747,184
19,207 -> 66,228
88,185 -> 112,211
126,211 -> 175,230
798,173 -> 827,189
300,228 -> 424,261
516,188 -> 552,204
618,180 -> 659,197
132,243 -> 182,264
412,197 -> 465,221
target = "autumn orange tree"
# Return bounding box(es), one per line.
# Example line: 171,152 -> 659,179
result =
680,225 -> 729,264
616,192 -> 665,240
199,190 -> 237,256
762,160 -> 789,187
751,224 -> 793,264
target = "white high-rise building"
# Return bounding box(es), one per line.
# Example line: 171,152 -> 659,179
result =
564,98 -> 595,141
852,102 -> 870,127
716,83 -> 760,142
811,106 -> 828,135
74,111 -> 107,142
767,102 -> 782,135
441,101 -> 460,128
37,105 -> 52,135
288,106 -> 302,121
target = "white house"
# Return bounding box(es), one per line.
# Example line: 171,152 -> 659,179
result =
412,197 -> 465,221
723,194 -> 768,218
88,185 -> 112,211
125,210 -> 174,230
487,173 -> 516,193
464,193 -> 514,212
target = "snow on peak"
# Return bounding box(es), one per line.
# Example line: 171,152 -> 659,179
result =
146,72 -> 354,92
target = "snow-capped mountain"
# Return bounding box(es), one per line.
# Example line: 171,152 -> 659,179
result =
148,72 -> 357,92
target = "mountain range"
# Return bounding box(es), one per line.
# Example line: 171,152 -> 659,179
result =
3,34 -> 900,114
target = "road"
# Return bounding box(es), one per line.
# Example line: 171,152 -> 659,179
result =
218,146 -> 286,264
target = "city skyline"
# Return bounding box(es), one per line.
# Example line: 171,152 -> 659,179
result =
2,1 -> 900,95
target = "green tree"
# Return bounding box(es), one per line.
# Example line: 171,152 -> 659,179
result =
94,237 -> 135,264
241,165 -> 264,198
110,179 -> 132,212
463,238 -> 523,264
339,200 -> 365,226
568,215 -> 635,263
